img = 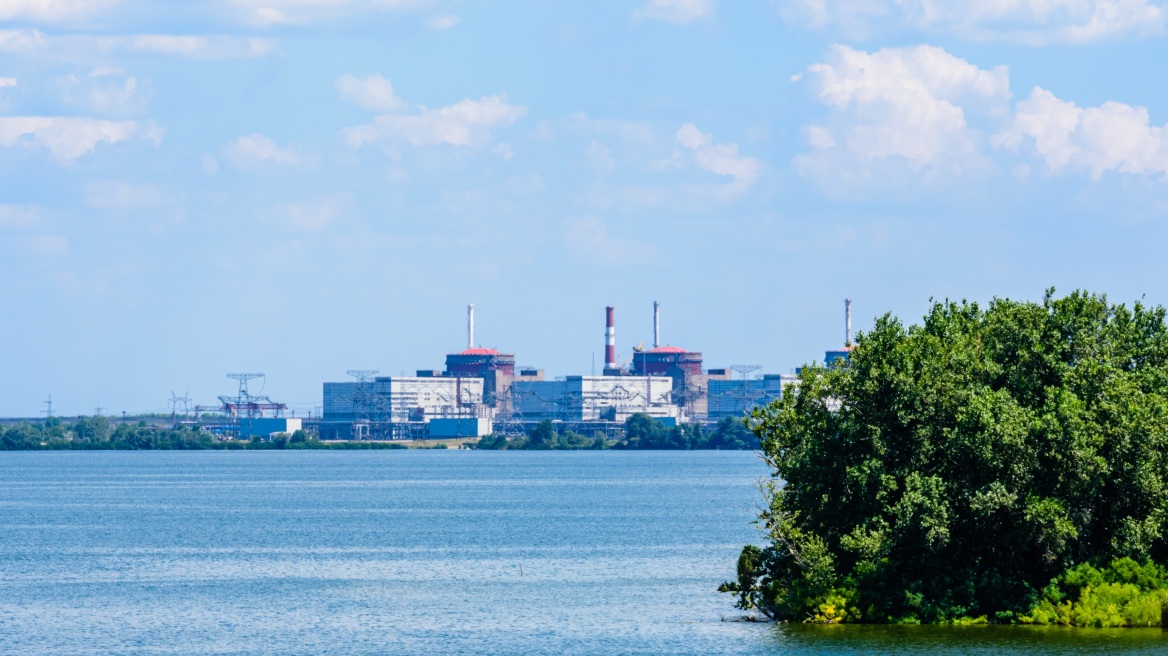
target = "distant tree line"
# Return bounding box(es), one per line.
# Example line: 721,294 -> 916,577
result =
0,418 -> 406,450
472,415 -> 760,451
0,414 -> 761,452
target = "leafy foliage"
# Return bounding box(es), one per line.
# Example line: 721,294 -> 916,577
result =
1021,558 -> 1168,627
0,420 -> 406,450
472,414 -> 760,451
725,291 -> 1168,624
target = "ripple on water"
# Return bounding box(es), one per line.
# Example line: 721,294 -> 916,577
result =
0,451 -> 1165,656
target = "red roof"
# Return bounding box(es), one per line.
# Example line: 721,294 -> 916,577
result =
646,345 -> 690,354
456,348 -> 507,356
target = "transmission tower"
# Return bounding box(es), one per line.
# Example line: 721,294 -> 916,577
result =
730,364 -> 763,380
169,391 -> 192,420
346,370 -> 379,383
41,395 -> 53,418
345,370 -> 380,438
228,373 -> 264,397
195,373 -> 286,419
725,365 -> 766,417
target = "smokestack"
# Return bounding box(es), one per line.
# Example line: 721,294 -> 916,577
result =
845,298 -> 852,347
468,303 -> 475,349
653,301 -> 660,349
605,306 -> 616,371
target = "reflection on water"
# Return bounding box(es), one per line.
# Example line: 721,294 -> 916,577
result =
0,451 -> 1164,655
771,623 -> 1167,654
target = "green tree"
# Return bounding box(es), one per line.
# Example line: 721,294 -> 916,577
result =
72,416 -> 112,443
475,434 -> 509,450
528,419 -> 556,450
621,413 -> 663,449
726,291 -> 1168,624
707,417 -> 758,450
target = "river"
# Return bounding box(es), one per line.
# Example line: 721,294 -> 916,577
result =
0,450 -> 1163,655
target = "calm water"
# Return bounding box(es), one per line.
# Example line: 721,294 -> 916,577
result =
0,451 -> 1164,655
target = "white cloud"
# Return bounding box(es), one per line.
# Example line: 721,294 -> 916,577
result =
780,0 -> 1166,44
564,112 -> 657,146
0,0 -> 120,24
562,216 -> 657,264
675,123 -> 761,190
426,14 -> 459,29
0,77 -> 15,88
795,44 -> 1008,186
262,196 -> 347,233
343,94 -> 527,149
222,133 -> 301,168
0,204 -> 40,228
336,73 -> 403,112
491,142 -> 514,161
633,0 -> 715,24
232,0 -> 422,26
0,116 -> 162,161
61,68 -> 149,115
110,34 -> 278,58
995,87 -> 1168,179
0,29 -> 277,59
22,234 -> 70,257
85,181 -> 167,210
792,43 -> 1168,193
586,140 -> 616,175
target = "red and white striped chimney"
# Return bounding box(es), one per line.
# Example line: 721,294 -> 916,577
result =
605,305 -> 616,371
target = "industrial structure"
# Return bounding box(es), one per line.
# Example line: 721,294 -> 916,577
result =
824,298 -> 855,367
309,301 -> 816,439
511,375 -> 679,423
121,297 -> 863,442
151,300 -> 860,441
320,374 -> 486,440
708,374 -> 797,419
308,299 -> 856,440
190,374 -> 294,438
92,296 -> 883,443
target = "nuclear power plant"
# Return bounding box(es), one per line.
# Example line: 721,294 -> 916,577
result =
128,301 -> 851,440
313,300 -> 846,441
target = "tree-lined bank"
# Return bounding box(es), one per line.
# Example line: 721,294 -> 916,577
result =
723,290 -> 1168,627
0,414 -> 759,451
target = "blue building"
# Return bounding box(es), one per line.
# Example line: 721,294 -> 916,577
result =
707,374 -> 798,419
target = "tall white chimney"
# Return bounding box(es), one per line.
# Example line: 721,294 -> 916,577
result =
845,298 -> 852,347
653,301 -> 660,349
605,306 -> 616,371
468,303 -> 475,349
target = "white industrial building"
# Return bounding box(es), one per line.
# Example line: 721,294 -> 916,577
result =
511,375 -> 681,423
323,376 -> 486,423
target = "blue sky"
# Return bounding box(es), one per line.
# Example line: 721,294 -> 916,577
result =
2,0 -> 1167,416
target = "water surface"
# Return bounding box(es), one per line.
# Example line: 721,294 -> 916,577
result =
0,451 -> 1164,655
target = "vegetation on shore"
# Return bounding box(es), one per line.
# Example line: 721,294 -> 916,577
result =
472,415 -> 759,451
0,413 -> 759,452
0,419 -> 407,450
721,291 -> 1168,627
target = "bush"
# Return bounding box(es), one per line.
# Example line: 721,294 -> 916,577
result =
1022,559 -> 1168,627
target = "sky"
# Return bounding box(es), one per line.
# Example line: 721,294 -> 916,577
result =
2,0 -> 1168,417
